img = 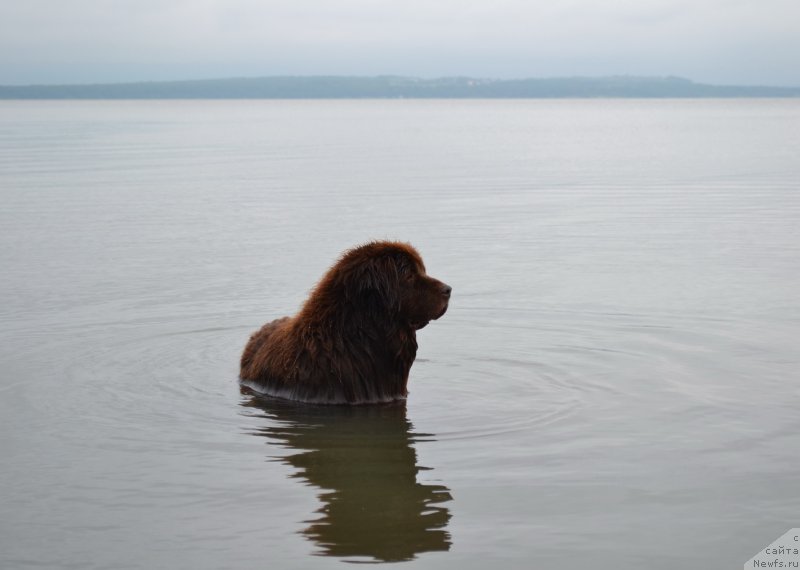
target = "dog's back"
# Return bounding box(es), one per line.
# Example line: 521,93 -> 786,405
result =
240,316 -> 290,376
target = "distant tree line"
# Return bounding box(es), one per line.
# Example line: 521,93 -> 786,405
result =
1,75 -> 798,99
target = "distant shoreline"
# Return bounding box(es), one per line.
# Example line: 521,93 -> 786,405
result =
1,75 -> 799,99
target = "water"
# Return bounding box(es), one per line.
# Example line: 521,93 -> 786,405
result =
1,99 -> 798,569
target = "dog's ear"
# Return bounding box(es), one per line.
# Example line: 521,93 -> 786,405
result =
353,256 -> 401,312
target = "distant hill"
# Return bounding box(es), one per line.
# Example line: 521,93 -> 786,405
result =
1,75 -> 799,99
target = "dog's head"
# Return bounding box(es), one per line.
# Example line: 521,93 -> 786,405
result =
337,241 -> 451,330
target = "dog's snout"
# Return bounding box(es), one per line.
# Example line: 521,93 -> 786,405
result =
440,283 -> 452,298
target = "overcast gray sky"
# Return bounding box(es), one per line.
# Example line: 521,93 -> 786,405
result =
0,0 -> 798,86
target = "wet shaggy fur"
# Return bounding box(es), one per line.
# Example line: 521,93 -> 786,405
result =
239,241 -> 451,404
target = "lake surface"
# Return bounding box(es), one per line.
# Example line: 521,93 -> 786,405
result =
1,99 -> 798,569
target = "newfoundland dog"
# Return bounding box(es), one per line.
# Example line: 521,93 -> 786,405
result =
240,241 -> 451,404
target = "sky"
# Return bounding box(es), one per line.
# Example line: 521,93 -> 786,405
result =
0,0 -> 798,86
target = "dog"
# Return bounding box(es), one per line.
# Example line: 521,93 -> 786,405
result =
240,241 -> 450,404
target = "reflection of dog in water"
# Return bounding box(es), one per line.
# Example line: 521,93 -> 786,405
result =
242,392 -> 452,562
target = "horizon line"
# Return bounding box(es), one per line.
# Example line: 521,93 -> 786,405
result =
2,74 -> 798,90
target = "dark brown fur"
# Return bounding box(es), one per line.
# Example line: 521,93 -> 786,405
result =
240,241 -> 451,404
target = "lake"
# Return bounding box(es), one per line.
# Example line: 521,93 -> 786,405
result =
1,99 -> 798,569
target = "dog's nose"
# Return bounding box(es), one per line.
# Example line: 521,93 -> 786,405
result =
440,284 -> 452,298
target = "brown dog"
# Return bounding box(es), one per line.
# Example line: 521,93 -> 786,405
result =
240,241 -> 451,404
